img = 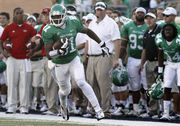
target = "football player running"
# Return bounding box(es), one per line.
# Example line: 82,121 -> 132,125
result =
156,24 -> 180,120
42,4 -> 107,121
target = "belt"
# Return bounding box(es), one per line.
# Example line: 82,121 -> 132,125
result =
88,53 -> 112,57
30,57 -> 43,61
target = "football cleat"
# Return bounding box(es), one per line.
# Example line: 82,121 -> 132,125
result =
95,110 -> 104,121
61,106 -> 69,121
160,114 -> 171,121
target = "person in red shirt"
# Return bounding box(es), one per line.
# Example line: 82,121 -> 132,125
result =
30,8 -> 60,115
0,7 -> 36,114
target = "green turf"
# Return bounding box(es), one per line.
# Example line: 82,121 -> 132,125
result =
0,118 -> 96,126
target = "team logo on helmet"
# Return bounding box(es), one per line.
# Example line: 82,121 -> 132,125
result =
109,59 -> 128,86
50,4 -> 67,27
147,78 -> 164,99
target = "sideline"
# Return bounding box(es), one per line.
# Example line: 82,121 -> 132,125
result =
0,112 -> 179,126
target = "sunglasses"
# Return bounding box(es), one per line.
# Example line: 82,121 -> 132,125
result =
163,14 -> 170,17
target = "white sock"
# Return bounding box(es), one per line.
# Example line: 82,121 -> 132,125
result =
128,95 -> 133,104
133,104 -> 139,112
111,95 -> 116,107
58,90 -> 68,108
77,81 -> 101,113
1,95 -> 7,104
163,100 -> 170,116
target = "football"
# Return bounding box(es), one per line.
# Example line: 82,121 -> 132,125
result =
53,39 -> 63,50
3,40 -> 12,51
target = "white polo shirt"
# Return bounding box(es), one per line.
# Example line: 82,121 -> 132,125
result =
75,33 -> 88,55
88,15 -> 120,55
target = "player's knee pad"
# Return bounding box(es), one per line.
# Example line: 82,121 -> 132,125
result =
58,81 -> 71,96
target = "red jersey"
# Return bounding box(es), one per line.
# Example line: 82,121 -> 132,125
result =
0,22 -> 36,59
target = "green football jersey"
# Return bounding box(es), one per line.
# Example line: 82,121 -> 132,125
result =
121,21 -> 148,59
155,33 -> 180,62
42,16 -> 83,64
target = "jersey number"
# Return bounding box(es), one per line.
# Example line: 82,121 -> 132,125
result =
62,37 -> 76,56
129,34 -> 143,50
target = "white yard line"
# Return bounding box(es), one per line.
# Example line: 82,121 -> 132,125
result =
0,112 -> 179,126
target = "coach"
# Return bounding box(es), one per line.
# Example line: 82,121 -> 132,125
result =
0,7 -> 36,114
138,12 -> 161,116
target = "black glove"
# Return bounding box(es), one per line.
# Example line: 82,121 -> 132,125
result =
99,41 -> 109,57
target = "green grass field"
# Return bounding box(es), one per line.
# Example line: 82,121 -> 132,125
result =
0,118 -> 96,126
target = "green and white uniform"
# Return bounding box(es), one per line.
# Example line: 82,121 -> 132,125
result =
43,16 -> 83,64
121,21 -> 148,59
42,15 -> 102,113
120,21 -> 148,91
155,34 -> 180,87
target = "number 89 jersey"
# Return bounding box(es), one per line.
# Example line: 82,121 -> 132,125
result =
121,21 -> 148,59
155,33 -> 180,62
42,16 -> 83,64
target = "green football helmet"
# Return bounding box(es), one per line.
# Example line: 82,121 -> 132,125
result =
50,4 -> 67,27
110,59 -> 128,86
0,61 -> 6,73
147,78 -> 164,99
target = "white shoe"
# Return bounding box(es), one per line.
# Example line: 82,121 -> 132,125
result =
61,106 -> 69,121
20,107 -> 29,114
95,110 -> 104,121
40,104 -> 48,112
6,107 -> 16,114
127,110 -> 139,116
43,110 -> 56,115
127,110 -> 134,115
1,103 -> 8,109
82,113 -> 93,118
73,107 -> 82,115
139,113 -> 151,118
175,113 -> 180,118
160,114 -> 171,120
111,107 -> 123,116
